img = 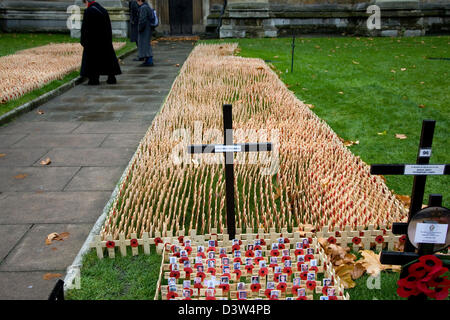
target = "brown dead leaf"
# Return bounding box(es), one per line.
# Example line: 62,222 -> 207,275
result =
43,273 -> 62,280
351,262 -> 366,280
395,134 -> 407,140
359,250 -> 401,277
418,104 -> 425,108
59,232 -> 70,240
40,157 -> 51,166
305,104 -> 315,109
335,264 -> 357,288
14,174 -> 27,179
395,194 -> 411,207
344,253 -> 357,264
175,64 -> 180,67
318,237 -> 328,248
37,110 -> 44,115
46,232 -> 69,245
0,153 -> 6,158
256,67 -> 264,71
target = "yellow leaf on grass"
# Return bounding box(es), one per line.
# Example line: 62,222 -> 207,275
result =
351,262 -> 366,280
377,130 -> 387,135
359,250 -> 401,277
352,60 -> 360,65
395,134 -> 407,139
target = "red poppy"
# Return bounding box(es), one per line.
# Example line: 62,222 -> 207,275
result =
430,286 -> 449,300
254,245 -> 262,250
233,257 -> 242,264
219,253 -> 227,259
352,237 -> 361,245
182,297 -> 192,300
205,296 -> 216,300
303,243 -> 310,249
305,254 -> 314,262
207,247 -> 216,253
251,283 -> 261,292
284,238 -> 290,244
245,250 -> 255,258
408,262 -> 428,279
245,265 -> 254,273
300,271 -> 308,280
397,274 -> 419,289
179,256 -> 189,263
193,282 -> 203,289
177,236 -> 184,244
170,271 -> 180,279
219,283 -> 230,292
382,229 -> 387,235
428,273 -> 450,288
130,239 -> 139,247
233,269 -> 242,280
422,266 -> 448,282
185,246 -> 192,255
397,284 -> 420,298
269,262 -> 278,269
260,239 -> 266,246
154,237 -> 163,245
279,243 -> 285,250
399,235 -> 407,243
306,280 -> 316,291
375,235 -> 384,244
418,255 -> 443,273
309,266 -> 318,273
197,272 -> 206,281
294,249 -> 304,256
232,244 -> 240,252
291,285 -> 300,295
197,252 -> 206,259
166,291 -> 178,300
207,268 -> 216,275
277,282 -> 287,292
296,296 -> 308,300
259,267 -> 268,277
222,273 -> 231,280
327,236 -> 336,244
274,273 -> 281,282
322,286 -> 329,295
335,231 -> 341,237
184,267 -> 193,279
270,249 -> 280,257
283,267 -> 293,276
329,295 -> 338,300
359,231 -> 365,237
264,289 -> 272,298
297,261 -> 304,270
281,256 -> 291,263
106,240 -> 115,249
255,256 -> 265,264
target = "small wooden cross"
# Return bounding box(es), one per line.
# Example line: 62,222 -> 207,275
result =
188,104 -> 273,240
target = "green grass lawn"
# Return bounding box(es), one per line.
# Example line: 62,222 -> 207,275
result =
206,36 -> 449,207
0,33 -> 136,118
66,248 -> 162,300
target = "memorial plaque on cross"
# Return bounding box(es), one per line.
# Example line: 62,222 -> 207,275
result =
187,104 -> 273,240
370,119 -> 449,299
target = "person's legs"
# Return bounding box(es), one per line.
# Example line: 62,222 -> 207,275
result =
88,75 -> 100,85
107,75 -> 117,84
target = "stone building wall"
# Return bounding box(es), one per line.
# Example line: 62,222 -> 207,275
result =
0,0 -> 449,37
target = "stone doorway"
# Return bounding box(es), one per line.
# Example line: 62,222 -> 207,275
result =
169,0 -> 193,35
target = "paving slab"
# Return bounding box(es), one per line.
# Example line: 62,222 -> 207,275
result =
0,271 -> 65,300
0,192 -> 111,224
100,133 -> 143,148
35,147 -> 135,167
64,167 -> 125,191
0,224 -> 32,262
11,134 -> 107,148
0,148 -> 49,166
1,121 -> 81,134
0,134 -> 27,147
0,167 -> 80,192
0,223 -> 93,272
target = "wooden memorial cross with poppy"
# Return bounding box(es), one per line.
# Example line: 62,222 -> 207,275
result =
188,104 -> 273,240
370,119 -> 449,299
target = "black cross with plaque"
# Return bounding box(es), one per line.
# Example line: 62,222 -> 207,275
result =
187,104 -> 273,240
370,119 -> 449,299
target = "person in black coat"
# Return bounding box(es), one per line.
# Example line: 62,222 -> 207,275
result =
129,1 -> 139,45
80,0 -> 122,85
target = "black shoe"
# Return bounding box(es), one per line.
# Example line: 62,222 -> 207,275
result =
133,57 -> 144,61
140,62 -> 154,67
106,75 -> 117,84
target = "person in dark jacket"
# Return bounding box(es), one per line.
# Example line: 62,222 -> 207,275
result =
129,1 -> 139,45
136,0 -> 154,66
80,0 -> 122,85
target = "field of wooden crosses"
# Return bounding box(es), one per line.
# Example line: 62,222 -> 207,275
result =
0,42 -> 125,104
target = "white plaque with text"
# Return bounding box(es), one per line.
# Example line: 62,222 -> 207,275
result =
414,223 -> 448,244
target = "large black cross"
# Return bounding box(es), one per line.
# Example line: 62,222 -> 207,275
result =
370,119 -> 449,268
187,104 -> 273,240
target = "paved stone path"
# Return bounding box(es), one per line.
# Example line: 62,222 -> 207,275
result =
0,40 -> 194,299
